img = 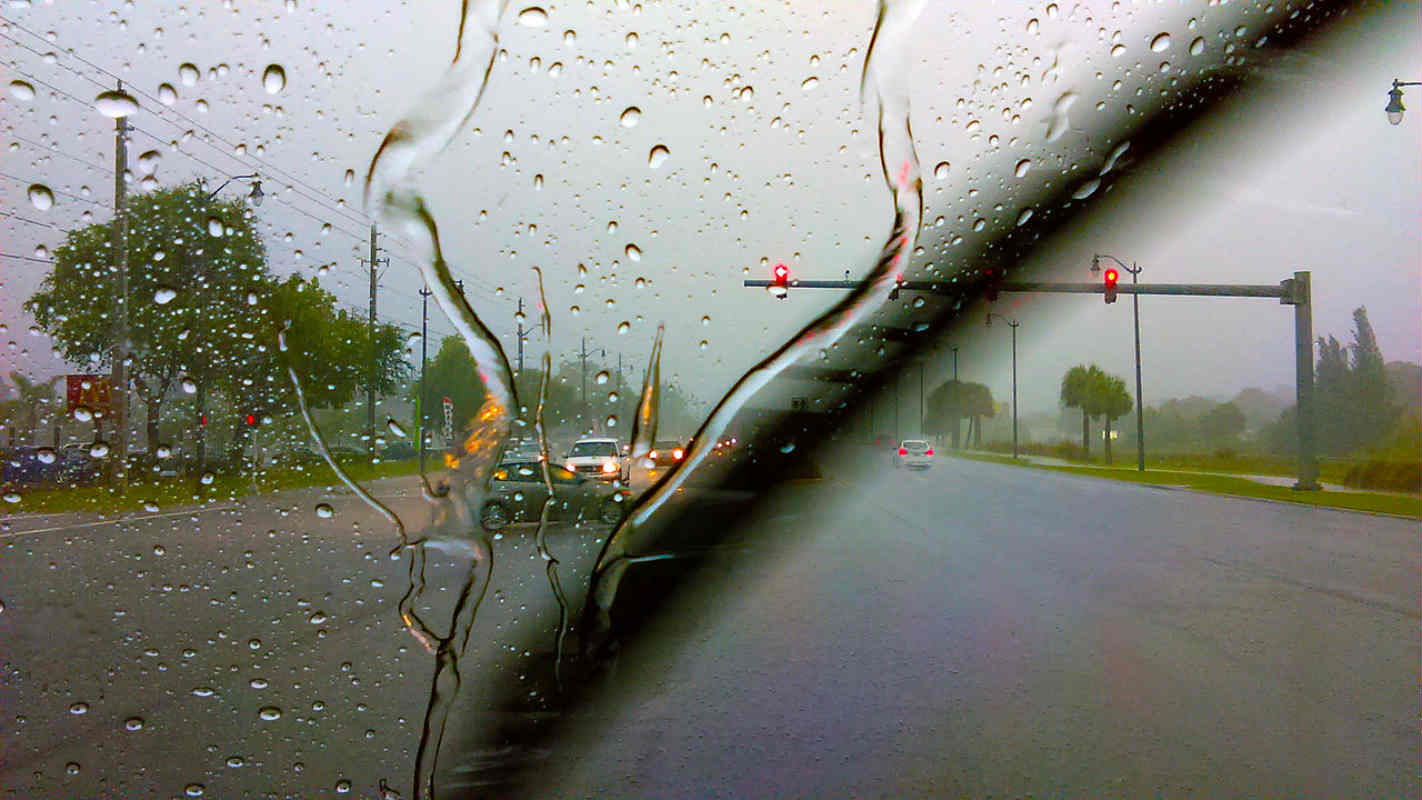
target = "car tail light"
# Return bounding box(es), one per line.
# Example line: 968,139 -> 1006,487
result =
925,448 -> 933,455
601,461 -> 617,473
673,448 -> 683,460
898,448 -> 907,455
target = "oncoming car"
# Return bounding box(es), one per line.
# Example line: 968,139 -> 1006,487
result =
479,461 -> 630,532
564,437 -> 628,482
894,439 -> 934,470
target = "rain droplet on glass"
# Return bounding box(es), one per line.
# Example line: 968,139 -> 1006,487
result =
933,162 -> 950,180
179,63 -> 200,87
9,80 -> 35,101
27,184 -> 54,211
157,83 -> 178,105
625,244 -> 641,261
94,90 -> 139,118
154,287 -> 178,305
1150,32 -> 1172,52
619,107 -> 641,127
518,7 -> 548,26
648,145 -> 670,169
262,64 -> 286,95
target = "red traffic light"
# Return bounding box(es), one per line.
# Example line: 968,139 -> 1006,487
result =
773,263 -> 789,280
769,262 -> 790,300
1103,267 -> 1119,304
245,413 -> 257,426
200,414 -> 208,427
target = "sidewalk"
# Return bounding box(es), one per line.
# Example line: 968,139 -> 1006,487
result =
952,448 -> 1385,494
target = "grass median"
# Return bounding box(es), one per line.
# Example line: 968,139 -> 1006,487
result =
2,457 -> 425,517
952,451 -> 1421,518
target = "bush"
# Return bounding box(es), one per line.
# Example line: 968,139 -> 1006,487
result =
1342,461 -> 1421,493
982,439 -> 1088,461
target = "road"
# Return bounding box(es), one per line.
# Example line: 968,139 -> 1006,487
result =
1,450 -> 1416,798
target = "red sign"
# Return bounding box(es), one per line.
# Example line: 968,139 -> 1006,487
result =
66,375 -> 111,417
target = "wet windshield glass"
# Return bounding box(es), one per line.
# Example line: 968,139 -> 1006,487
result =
568,442 -> 618,459
1,2 -> 1418,799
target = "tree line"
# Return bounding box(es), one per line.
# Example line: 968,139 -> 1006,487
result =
18,184 -> 408,470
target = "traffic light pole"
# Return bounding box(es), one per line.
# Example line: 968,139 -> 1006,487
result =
744,272 -> 1319,490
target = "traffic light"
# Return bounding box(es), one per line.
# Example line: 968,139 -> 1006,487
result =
245,413 -> 258,427
984,267 -> 1000,302
770,262 -> 790,300
1103,267 -> 1119,304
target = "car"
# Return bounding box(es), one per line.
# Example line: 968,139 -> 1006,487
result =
564,437 -> 628,482
647,440 -> 686,468
478,460 -> 630,532
894,439 -> 934,470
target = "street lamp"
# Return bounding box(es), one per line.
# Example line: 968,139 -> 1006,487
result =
1093,254 -> 1146,472
984,312 -> 1020,459
206,173 -> 264,206
1385,79 -> 1422,125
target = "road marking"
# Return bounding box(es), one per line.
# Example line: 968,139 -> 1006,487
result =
0,503 -> 239,540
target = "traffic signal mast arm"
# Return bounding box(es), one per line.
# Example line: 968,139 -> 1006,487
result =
743,278 -> 1301,303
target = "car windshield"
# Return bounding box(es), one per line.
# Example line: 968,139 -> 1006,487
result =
2,3 -> 1418,799
568,442 -> 618,459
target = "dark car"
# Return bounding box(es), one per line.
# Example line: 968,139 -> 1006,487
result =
648,440 -> 685,468
479,460 -> 630,532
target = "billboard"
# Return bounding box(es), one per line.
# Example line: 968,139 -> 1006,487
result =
65,375 -> 111,418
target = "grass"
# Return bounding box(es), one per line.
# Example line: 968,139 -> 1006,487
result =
2,457 -> 424,516
952,451 -> 1421,519
980,440 -> 1356,484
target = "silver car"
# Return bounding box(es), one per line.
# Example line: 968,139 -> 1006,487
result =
894,440 -> 934,470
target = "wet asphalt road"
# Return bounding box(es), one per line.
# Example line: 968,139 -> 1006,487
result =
527,448 -> 1419,798
2,451 -> 1417,798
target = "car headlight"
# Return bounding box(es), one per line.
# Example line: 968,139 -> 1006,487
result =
648,450 -> 658,460
673,448 -> 683,459
601,461 -> 617,473
565,461 -> 577,472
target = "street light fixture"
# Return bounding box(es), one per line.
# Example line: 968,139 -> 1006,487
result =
206,173 -> 263,206
984,312 -> 1020,460
1385,79 -> 1422,125
1093,253 -> 1146,472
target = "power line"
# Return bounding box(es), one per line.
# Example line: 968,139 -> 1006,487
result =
2,18 -> 379,242
0,251 -> 56,264
0,210 -> 62,230
7,130 -> 110,172
0,172 -> 112,207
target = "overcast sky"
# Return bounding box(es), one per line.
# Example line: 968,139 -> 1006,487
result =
2,1 -> 1418,418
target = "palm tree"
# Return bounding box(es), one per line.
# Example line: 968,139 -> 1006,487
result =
1096,373 -> 1133,465
1060,365 -> 1092,458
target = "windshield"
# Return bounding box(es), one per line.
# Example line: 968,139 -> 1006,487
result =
1,2 -> 1418,799
568,442 -> 618,459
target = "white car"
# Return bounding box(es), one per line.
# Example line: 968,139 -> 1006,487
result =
564,437 -> 628,482
894,439 -> 934,470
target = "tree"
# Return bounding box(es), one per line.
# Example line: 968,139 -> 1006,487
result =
924,380 -> 993,448
1200,402 -> 1246,447
1349,307 -> 1394,450
1060,365 -> 1093,457
1093,371 -> 1133,465
25,184 -> 266,464
3,373 -> 57,446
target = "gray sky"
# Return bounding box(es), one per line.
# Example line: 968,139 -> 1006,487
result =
2,1 -> 1418,418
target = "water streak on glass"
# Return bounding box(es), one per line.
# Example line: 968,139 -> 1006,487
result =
530,266 -> 570,688
362,1 -> 515,797
583,0 -> 927,648
628,324 -> 664,461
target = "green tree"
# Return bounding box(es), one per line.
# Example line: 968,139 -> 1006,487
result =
963,382 -> 996,448
1093,371 -> 1133,465
1349,307 -> 1395,450
925,380 -> 994,448
24,184 -> 266,463
1060,365 -> 1093,457
1200,402 -> 1246,447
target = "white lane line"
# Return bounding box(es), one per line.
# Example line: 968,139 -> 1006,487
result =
0,503 -> 239,540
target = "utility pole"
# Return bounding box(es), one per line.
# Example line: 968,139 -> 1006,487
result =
580,336 -> 589,427
986,313 -> 1020,459
418,286 -> 432,474
109,80 -> 129,483
367,224 -> 378,456
515,298 -> 532,373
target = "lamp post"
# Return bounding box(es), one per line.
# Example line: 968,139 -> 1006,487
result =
1093,254 -> 1146,472
985,312 -> 1020,459
206,173 -> 264,205
1385,79 -> 1422,125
